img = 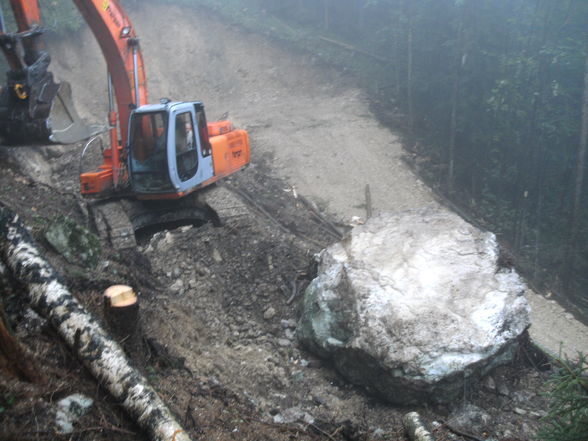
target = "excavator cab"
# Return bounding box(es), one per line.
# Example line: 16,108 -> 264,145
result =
127,101 -> 215,197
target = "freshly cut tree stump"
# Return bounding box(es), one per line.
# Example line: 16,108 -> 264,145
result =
104,285 -> 144,363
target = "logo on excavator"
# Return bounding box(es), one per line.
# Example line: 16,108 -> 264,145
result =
102,0 -> 122,28
14,83 -> 27,100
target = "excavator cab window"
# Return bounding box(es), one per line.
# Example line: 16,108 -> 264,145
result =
128,111 -> 174,193
196,105 -> 211,157
175,112 -> 198,181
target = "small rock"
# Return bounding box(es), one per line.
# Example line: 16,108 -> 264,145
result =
273,407 -> 314,425
497,382 -> 510,397
170,279 -> 184,294
450,404 -> 492,434
284,328 -> 296,340
372,428 -> 386,437
483,375 -> 496,391
212,248 -> 223,263
55,394 -> 93,434
281,319 -> 297,329
312,395 -> 326,406
157,232 -> 174,251
513,390 -> 535,403
291,371 -> 304,382
277,338 -> 291,347
513,407 -> 527,416
530,410 -> 547,419
263,307 -> 276,320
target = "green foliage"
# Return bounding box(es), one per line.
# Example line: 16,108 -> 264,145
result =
540,354 -> 588,441
0,394 -> 15,414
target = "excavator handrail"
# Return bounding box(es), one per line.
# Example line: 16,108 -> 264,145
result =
79,135 -> 105,177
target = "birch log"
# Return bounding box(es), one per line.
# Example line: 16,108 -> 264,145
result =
0,205 -> 191,441
403,412 -> 436,441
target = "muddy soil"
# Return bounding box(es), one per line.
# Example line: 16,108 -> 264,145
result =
0,2 -> 579,441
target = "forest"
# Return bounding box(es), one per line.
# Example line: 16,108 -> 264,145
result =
2,0 -> 588,320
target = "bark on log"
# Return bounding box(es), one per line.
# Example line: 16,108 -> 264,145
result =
0,206 -> 191,441
403,412 -> 436,441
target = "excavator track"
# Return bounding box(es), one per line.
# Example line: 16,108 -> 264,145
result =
89,191 -> 220,249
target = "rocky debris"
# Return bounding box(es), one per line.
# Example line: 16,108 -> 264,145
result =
449,404 -> 492,434
272,406 -> 315,425
55,394 -> 94,434
44,215 -> 102,267
297,208 -> 531,404
0,146 -> 54,185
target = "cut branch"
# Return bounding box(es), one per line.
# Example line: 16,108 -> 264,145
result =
0,205 -> 191,441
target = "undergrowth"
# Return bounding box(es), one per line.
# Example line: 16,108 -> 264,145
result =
539,353 -> 588,441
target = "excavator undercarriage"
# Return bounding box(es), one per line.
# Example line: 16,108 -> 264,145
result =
89,191 -> 221,249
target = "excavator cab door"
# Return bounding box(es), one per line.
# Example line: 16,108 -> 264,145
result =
168,102 -> 214,193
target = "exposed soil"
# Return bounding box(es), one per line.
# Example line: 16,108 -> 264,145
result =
0,2 -> 585,441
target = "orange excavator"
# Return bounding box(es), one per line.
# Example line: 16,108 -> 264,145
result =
0,0 -> 250,246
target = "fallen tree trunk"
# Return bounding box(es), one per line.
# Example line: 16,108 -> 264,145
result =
0,205 -> 191,441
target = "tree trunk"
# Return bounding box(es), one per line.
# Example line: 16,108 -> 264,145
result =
0,205 -> 191,441
323,0 -> 330,30
356,0 -> 365,29
447,7 -> 466,193
565,50 -> 588,283
104,285 -> 145,364
406,0 -> 415,132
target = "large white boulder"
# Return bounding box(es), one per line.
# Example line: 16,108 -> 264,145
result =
297,208 -> 530,404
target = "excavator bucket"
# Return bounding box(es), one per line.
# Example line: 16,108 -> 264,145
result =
46,81 -> 103,144
0,25 -> 102,145
0,76 -> 102,145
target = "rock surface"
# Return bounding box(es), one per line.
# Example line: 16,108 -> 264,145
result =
297,208 -> 530,404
